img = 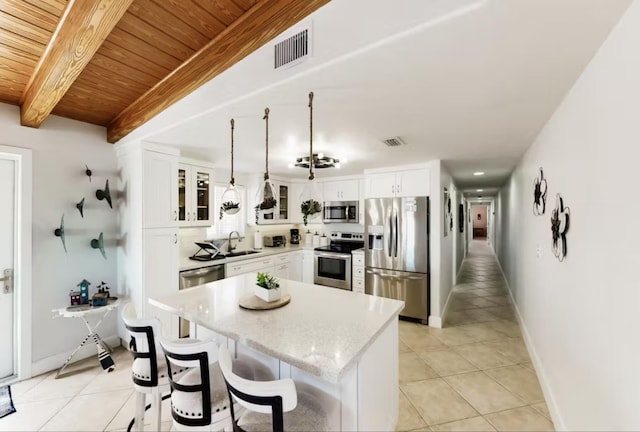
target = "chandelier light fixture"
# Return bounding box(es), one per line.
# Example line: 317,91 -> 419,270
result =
295,152 -> 340,169
299,91 -> 323,225
255,107 -> 278,218
220,118 -> 241,219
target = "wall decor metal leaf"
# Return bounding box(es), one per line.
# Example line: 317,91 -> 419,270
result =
550,194 -> 570,261
533,167 -> 548,216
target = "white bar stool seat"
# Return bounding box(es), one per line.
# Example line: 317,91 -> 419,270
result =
218,345 -> 329,432
160,338 -> 273,431
122,302 -> 186,431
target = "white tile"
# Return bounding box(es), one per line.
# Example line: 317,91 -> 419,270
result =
41,389 -> 133,431
0,397 -> 71,431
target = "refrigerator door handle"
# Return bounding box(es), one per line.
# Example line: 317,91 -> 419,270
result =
394,213 -> 399,258
366,268 -> 398,279
388,211 -> 393,257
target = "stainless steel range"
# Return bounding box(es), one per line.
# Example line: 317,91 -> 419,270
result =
314,232 -> 364,290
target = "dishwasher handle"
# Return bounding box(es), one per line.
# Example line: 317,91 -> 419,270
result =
180,265 -> 225,279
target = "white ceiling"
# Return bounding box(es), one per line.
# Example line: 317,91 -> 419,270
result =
141,0 -> 631,192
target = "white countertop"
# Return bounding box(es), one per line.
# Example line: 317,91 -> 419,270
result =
149,274 -> 404,383
180,244 -> 316,272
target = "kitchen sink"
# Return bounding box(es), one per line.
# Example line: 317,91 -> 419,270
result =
225,250 -> 260,257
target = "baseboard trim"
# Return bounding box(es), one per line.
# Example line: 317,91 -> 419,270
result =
494,259 -> 566,431
31,335 -> 122,377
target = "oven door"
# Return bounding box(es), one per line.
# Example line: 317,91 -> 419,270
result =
314,252 -> 351,290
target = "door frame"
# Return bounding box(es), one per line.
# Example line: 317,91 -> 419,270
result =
0,145 -> 32,382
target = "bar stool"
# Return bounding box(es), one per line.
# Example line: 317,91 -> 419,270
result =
160,338 -> 272,431
122,303 -> 187,432
218,345 -> 329,432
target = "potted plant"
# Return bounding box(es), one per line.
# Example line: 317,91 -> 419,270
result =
254,196 -> 278,224
301,199 -> 322,225
219,201 -> 240,220
255,272 -> 281,302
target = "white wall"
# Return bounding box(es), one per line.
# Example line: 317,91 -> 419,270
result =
472,206 -> 487,229
429,161 -> 463,327
494,1 -> 640,429
0,103 -> 118,374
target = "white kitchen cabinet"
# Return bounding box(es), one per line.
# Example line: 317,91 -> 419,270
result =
302,250 -> 315,284
257,181 -> 290,225
226,256 -> 275,277
365,168 -> 429,198
144,227 -> 179,338
273,262 -> 290,280
323,179 -> 359,201
178,162 -> 214,227
289,182 -> 304,225
288,251 -> 303,282
143,151 -> 178,228
352,250 -> 365,294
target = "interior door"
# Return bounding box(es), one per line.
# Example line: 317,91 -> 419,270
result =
0,158 -> 15,379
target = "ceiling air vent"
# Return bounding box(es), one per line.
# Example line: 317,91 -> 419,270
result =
274,27 -> 311,70
382,137 -> 406,147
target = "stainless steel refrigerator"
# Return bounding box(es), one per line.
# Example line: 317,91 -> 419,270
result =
365,197 -> 430,323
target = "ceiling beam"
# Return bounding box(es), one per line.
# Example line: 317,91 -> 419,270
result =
20,0 -> 133,128
107,0 -> 330,143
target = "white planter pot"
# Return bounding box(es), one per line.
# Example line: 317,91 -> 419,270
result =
254,285 -> 281,302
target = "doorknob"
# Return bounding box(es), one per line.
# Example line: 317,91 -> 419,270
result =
1,269 -> 13,294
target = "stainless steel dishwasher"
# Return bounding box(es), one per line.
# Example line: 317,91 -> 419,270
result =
178,264 -> 225,337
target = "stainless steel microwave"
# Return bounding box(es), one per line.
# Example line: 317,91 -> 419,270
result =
323,201 -> 359,223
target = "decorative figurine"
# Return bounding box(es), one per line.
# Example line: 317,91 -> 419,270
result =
96,179 -> 112,208
69,290 -> 81,306
54,214 -> 67,253
76,198 -> 85,218
96,281 -> 110,298
85,164 -> 92,182
91,232 -> 107,260
77,279 -> 91,304
91,291 -> 108,307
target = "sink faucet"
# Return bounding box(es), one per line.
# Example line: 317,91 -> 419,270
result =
227,230 -> 240,253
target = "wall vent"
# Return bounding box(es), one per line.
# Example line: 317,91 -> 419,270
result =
382,136 -> 406,147
274,27 -> 311,69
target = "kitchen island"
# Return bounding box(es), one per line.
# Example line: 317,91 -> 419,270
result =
149,273 -> 404,431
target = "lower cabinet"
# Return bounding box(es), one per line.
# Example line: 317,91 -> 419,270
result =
225,251 -> 304,282
226,256 -> 275,278
302,250 -> 314,284
352,251 -> 365,294
144,227 -> 179,338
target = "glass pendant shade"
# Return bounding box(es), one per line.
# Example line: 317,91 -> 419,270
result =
220,118 -> 241,219
299,180 -> 322,225
255,178 -> 278,214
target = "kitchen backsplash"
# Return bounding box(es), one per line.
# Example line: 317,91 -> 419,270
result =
179,222 -> 364,259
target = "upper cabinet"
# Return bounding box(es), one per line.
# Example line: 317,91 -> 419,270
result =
257,180 -> 290,225
365,167 -> 430,199
143,151 -> 178,228
323,179 -> 359,201
177,162 -> 214,227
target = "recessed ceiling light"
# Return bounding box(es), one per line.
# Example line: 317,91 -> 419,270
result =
476,189 -> 483,192
473,172 -> 485,176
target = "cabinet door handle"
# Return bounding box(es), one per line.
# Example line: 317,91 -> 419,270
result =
174,210 -> 177,221
174,233 -> 177,244
187,212 -> 191,221
392,185 -> 395,194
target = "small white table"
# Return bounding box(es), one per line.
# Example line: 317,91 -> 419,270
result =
51,297 -> 126,378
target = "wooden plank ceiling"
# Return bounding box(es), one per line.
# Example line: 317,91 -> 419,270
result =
0,0 -> 330,142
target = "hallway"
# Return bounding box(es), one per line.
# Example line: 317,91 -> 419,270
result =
397,241 -> 555,431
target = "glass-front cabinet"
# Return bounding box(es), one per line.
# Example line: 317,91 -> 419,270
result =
177,162 -> 214,227
256,181 -> 290,225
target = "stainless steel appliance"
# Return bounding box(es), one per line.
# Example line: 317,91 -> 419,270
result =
314,232 -> 364,290
323,201 -> 359,223
178,264 -> 225,337
365,197 -> 430,323
263,235 -> 286,247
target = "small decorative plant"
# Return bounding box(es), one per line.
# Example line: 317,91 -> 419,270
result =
219,201 -> 240,220
254,197 -> 278,224
256,272 -> 280,290
301,199 -> 322,225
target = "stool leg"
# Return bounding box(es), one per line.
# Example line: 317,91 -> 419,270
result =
134,391 -> 146,432
152,391 -> 162,432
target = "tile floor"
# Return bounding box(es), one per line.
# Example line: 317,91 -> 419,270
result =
397,241 -> 554,431
1,241 -> 554,431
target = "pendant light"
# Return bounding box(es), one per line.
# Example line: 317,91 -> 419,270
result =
300,91 -> 323,225
255,107 -> 278,217
220,118 -> 241,219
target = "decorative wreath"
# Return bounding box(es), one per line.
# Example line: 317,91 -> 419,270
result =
550,194 -> 570,261
533,167 -> 548,216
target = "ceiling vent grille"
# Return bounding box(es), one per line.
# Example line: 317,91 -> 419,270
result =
274,27 -> 311,69
382,136 -> 406,147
